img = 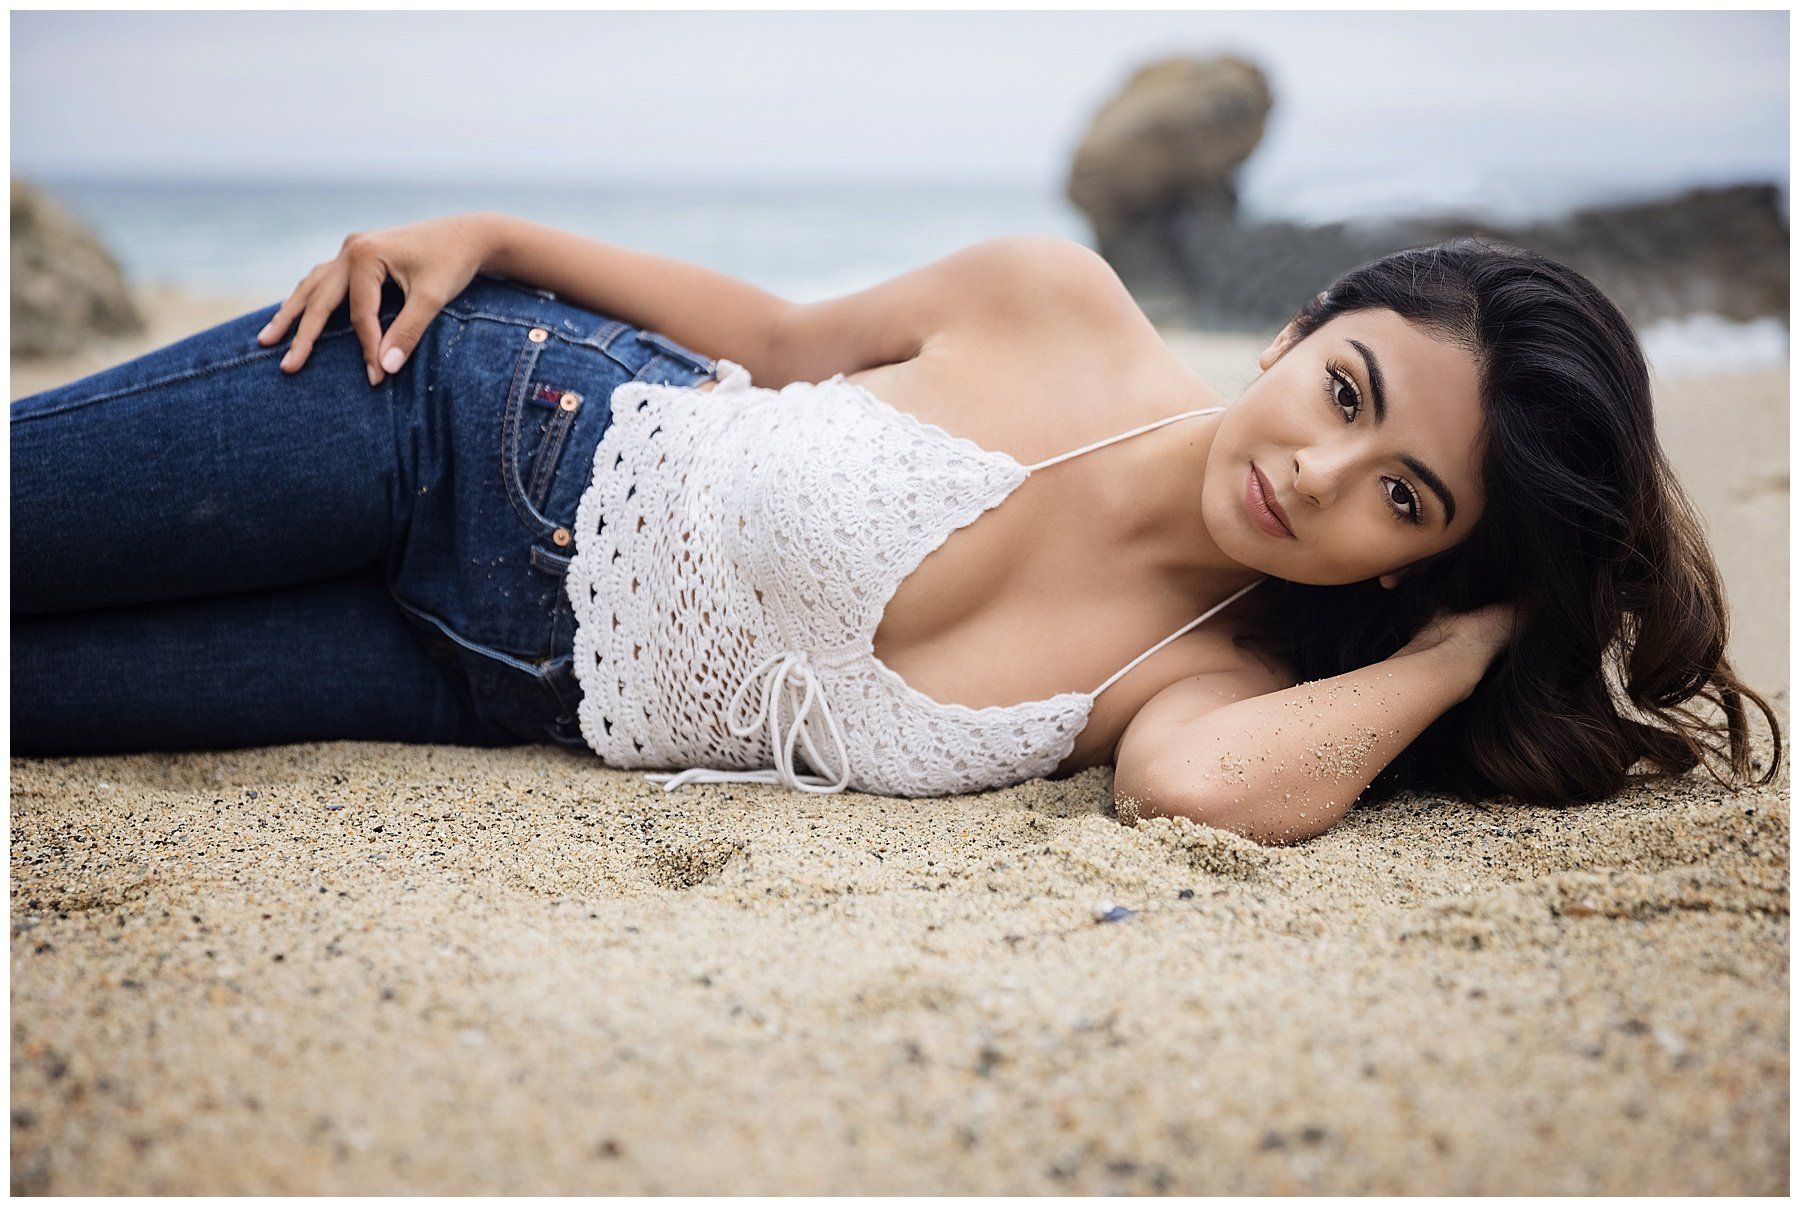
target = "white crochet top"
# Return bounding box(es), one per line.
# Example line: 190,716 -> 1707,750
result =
566,358 -> 1266,797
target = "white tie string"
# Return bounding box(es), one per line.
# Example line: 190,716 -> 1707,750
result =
645,648 -> 853,794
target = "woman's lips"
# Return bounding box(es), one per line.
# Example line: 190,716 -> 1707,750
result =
1246,463 -> 1296,539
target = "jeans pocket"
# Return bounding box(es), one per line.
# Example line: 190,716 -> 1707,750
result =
498,327 -> 621,542
518,381 -> 584,512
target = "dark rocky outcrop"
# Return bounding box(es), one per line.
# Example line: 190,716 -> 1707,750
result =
1065,55 -> 1789,334
1404,184 -> 1789,328
12,178 -> 143,359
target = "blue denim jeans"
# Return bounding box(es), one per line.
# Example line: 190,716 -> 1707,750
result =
12,273 -> 718,756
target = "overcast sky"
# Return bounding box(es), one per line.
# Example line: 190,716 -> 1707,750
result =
12,10 -> 1788,209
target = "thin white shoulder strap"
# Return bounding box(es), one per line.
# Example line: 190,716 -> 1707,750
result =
1090,576 -> 1269,700
1022,406 -> 1226,473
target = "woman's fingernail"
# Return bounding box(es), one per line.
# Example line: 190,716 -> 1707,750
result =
381,347 -> 405,374
367,363 -> 380,387
257,323 -> 274,342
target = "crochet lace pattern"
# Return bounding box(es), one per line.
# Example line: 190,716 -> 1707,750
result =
567,359 -> 1262,797
565,358 -> 1094,798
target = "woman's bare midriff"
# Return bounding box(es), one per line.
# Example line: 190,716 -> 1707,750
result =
685,328 -> 1261,777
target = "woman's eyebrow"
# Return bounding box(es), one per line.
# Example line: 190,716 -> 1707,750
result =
1348,337 -> 1458,526
1401,453 -> 1457,527
1347,338 -> 1389,423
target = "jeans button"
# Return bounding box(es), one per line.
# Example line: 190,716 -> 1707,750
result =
528,328 -> 548,343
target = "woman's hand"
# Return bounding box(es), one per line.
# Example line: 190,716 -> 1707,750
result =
256,212 -> 499,385
1395,599 -> 1527,672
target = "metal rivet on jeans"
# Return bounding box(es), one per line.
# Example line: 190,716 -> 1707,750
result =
528,328 -> 549,343
560,391 -> 583,412
552,527 -> 571,546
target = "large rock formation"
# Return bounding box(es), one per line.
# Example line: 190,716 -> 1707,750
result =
1065,55 -> 1790,334
1067,54 -> 1273,313
1067,55 -> 1273,233
12,178 -> 143,358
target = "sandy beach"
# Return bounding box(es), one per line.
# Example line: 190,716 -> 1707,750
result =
10,289 -> 1789,1193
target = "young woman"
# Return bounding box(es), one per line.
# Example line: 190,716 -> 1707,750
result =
12,213 -> 1781,844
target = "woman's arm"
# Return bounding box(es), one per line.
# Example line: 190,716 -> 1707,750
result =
477,212 -> 794,379
482,220 -> 1132,390
1115,607 -> 1515,846
262,217 -> 1132,390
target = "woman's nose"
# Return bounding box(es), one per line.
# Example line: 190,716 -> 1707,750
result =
1292,447 -> 1339,508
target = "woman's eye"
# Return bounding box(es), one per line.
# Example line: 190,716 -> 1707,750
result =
1326,367 -> 1360,422
1384,477 -> 1422,525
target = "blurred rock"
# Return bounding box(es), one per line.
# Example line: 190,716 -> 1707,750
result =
1067,55 -> 1273,259
12,178 -> 143,359
1067,56 -> 1789,335
1406,184 -> 1790,329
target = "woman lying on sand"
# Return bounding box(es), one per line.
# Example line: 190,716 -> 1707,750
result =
12,214 -> 1781,843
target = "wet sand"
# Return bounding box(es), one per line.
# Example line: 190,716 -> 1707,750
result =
10,289 -> 1789,1193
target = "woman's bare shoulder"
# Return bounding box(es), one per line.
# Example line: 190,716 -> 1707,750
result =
926,259 -> 1195,390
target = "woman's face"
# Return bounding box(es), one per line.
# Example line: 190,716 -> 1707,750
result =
1201,307 -> 1487,587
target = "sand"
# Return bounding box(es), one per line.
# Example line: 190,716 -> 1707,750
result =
10,289 -> 1790,1194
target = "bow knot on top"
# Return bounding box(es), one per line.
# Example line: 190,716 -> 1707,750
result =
644,648 -> 853,794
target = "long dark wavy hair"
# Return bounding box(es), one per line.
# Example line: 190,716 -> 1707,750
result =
1235,235 -> 1783,806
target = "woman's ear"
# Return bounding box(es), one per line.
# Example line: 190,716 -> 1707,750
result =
1378,559 -> 1428,589
1260,294 -> 1330,371
1258,320 -> 1303,372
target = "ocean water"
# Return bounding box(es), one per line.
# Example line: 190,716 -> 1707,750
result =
1637,315 -> 1790,377
33,177 -> 1090,305
29,175 -> 1789,374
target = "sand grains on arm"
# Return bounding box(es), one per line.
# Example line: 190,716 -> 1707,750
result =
1112,648 -> 1303,838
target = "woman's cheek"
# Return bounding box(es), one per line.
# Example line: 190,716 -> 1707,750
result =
1316,531 -> 1385,584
